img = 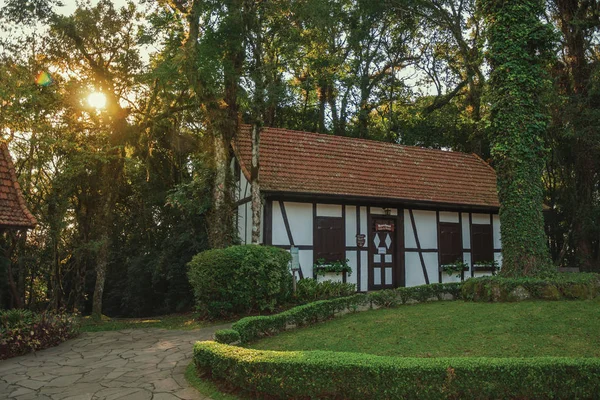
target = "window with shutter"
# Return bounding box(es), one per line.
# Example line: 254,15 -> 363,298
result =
439,222 -> 462,265
314,217 -> 344,263
472,224 -> 493,263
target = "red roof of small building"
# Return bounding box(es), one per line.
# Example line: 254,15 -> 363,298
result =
234,125 -> 499,209
0,143 -> 37,229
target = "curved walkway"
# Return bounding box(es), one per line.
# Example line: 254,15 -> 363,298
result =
0,324 -> 229,400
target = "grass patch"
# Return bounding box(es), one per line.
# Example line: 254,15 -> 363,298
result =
79,313 -> 223,332
184,361 -> 240,400
250,298 -> 600,358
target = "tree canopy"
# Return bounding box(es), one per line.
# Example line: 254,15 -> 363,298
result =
1,0 -> 599,314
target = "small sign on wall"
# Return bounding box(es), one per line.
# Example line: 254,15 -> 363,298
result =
356,234 -> 366,248
375,222 -> 395,232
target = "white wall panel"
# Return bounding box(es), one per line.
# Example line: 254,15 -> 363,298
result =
405,252 -> 425,287
494,252 -> 503,269
316,204 -> 342,217
360,207 -> 368,235
404,210 -> 416,248
245,202 -> 252,245
472,213 -> 491,225
284,202 -> 313,246
345,251 -> 358,285
360,250 -> 368,291
299,250 -> 313,278
239,172 -> 249,200
463,252 -> 472,274
423,252 -> 439,284
493,215 -> 501,249
439,212 -> 459,223
370,207 -> 398,215
272,202 -> 290,245
345,206 -> 357,246
462,213 -> 471,249
260,204 -> 264,244
413,210 -> 438,249
441,269 -> 462,283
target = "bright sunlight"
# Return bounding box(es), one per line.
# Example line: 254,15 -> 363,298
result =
87,91 -> 107,109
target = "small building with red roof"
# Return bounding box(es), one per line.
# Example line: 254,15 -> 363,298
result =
0,143 -> 37,231
233,125 -> 500,290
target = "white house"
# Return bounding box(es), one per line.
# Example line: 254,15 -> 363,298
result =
233,125 -> 501,291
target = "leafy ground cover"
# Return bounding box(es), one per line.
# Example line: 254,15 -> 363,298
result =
249,298 -> 600,358
79,313 -> 225,332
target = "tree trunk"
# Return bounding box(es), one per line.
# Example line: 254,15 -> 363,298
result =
482,0 -> 553,276
555,0 -> 597,271
251,123 -> 262,244
91,233 -> 109,321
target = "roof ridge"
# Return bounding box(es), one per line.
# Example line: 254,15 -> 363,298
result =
240,124 -> 481,161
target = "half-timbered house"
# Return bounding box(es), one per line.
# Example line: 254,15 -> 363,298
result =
233,125 -> 500,291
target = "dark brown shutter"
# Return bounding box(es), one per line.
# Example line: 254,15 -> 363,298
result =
314,217 -> 344,262
472,224 -> 493,263
439,222 -> 462,265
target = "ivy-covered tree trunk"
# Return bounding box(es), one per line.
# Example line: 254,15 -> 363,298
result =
480,0 -> 553,276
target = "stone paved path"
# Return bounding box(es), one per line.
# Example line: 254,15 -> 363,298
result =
0,324 -> 230,400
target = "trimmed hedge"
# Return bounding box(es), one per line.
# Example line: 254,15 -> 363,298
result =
0,310 -> 79,360
187,245 -> 292,318
462,273 -> 600,302
214,329 -> 240,345
295,278 -> 356,302
232,294 -> 369,343
230,283 -> 463,344
194,341 -> 600,400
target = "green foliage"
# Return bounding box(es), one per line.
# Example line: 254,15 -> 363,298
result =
295,279 -> 356,302
313,258 -> 352,276
461,273 -> 600,301
214,329 -> 241,345
232,294 -> 369,343
440,260 -> 470,278
194,341 -> 600,400
0,308 -> 34,330
481,0 -> 555,275
187,245 -> 292,318
0,311 -> 79,360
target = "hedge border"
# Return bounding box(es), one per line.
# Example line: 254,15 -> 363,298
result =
194,342 -> 600,400
221,282 -> 463,344
203,275 -> 600,398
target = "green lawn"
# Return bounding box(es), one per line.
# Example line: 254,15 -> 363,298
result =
250,299 -> 600,358
79,313 -> 224,332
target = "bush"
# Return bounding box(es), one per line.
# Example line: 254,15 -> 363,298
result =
0,311 -> 79,360
295,279 -> 356,302
461,273 -> 600,302
194,341 -> 600,400
214,329 -> 240,344
0,308 -> 34,330
187,245 -> 292,318
232,294 -> 369,343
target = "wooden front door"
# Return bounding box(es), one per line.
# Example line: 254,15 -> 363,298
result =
369,217 -> 397,290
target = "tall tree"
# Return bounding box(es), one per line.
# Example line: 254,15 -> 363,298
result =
480,0 -> 554,275
550,0 -> 600,270
167,0 -> 244,249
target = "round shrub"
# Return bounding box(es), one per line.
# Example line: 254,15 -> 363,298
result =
187,245 -> 292,318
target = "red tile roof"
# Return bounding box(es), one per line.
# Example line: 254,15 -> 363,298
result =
234,125 -> 499,209
0,143 -> 37,229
